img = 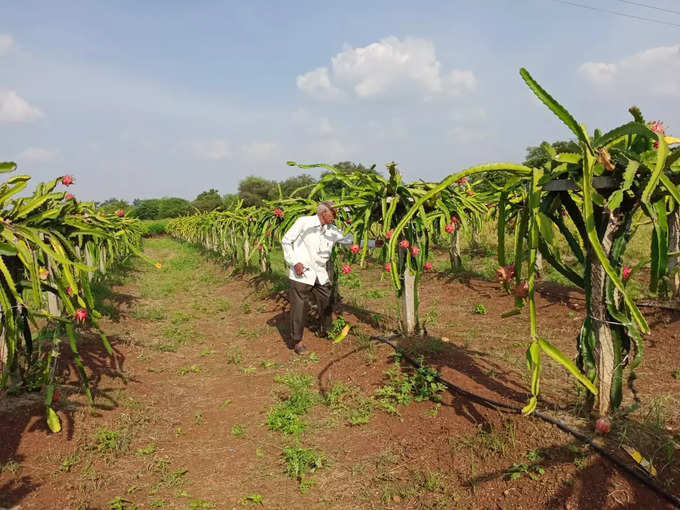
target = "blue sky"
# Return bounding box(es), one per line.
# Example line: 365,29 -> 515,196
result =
1,0 -> 679,202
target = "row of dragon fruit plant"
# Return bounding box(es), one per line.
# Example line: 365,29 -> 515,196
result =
168,68 -> 680,425
0,162 -> 159,432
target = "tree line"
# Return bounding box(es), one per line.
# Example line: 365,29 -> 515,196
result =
98,145 -> 567,220
96,162 -> 377,219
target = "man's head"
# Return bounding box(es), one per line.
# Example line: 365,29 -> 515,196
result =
316,201 -> 337,225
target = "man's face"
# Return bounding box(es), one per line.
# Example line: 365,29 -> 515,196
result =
320,207 -> 335,225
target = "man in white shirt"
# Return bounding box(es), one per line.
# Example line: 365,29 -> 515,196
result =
281,201 -> 381,354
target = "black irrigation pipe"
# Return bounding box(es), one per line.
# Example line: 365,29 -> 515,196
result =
371,334 -> 680,509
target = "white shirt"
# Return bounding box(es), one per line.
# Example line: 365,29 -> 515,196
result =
281,214 -> 374,285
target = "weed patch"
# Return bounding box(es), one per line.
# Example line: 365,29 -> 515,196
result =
283,447 -> 326,492
265,373 -> 319,435
226,346 -> 244,365
374,356 -> 445,414
454,421 -> 516,458
324,382 -> 374,425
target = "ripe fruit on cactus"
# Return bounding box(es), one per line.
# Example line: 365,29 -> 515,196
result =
384,262 -> 391,272
61,175 -> 74,186
345,218 -> 351,224
649,120 -> 666,133
399,239 -> 410,249
258,245 -> 263,251
386,229 -> 393,240
513,281 -> 529,299
274,208 -> 284,219
410,245 -> 420,256
496,263 -> 515,283
350,244 -> 360,254
424,261 -> 432,270
456,176 -> 468,186
622,266 -> 632,280
595,417 -> 611,435
75,308 -> 88,323
451,216 -> 459,224
116,209 -> 124,217
445,223 -> 455,233
341,264 -> 352,274
266,231 -> 271,237
65,193 -> 74,200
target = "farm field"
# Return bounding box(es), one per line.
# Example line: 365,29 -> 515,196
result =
1,236 -> 678,509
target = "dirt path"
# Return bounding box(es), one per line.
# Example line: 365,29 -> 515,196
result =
1,237 -> 677,509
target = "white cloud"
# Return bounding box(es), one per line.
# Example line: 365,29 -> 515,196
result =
318,117 -> 333,136
189,139 -> 231,160
296,67 -> 343,100
291,109 -> 334,136
0,89 -> 43,122
297,36 -> 477,101
242,141 -> 281,163
0,34 -> 13,56
447,106 -> 491,144
579,44 -> 680,96
17,147 -> 59,163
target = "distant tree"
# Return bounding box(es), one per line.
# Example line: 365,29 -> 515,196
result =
524,140 -> 580,168
279,174 -> 316,198
129,199 -> 160,219
192,189 -> 223,212
97,198 -> 130,214
222,193 -> 240,210
320,161 -> 379,196
158,197 -> 194,218
238,176 -> 277,207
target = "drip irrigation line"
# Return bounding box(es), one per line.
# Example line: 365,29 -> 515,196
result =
370,334 -> 680,508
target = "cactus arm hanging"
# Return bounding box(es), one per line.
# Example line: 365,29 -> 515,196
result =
642,135 -> 669,204
523,168 -> 542,414
497,192 -> 508,267
387,163 -> 532,289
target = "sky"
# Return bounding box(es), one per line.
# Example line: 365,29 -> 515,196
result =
1,0 -> 679,202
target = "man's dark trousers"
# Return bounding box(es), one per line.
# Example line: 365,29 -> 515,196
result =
288,278 -> 332,345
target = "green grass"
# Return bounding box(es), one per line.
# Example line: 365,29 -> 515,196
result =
374,357 -> 445,414
225,346 -> 244,365
231,424 -> 246,438
92,427 -> 130,457
324,382 -> 374,425
283,447 -> 326,492
265,373 -> 320,435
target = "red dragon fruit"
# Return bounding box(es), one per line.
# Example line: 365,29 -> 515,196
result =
75,308 -> 88,323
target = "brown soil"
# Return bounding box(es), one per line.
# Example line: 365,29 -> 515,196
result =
1,240 -> 679,509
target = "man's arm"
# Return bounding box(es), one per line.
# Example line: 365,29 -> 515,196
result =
281,217 -> 305,269
330,227 -> 380,248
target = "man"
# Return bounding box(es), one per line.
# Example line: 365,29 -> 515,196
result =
281,201 -> 381,354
